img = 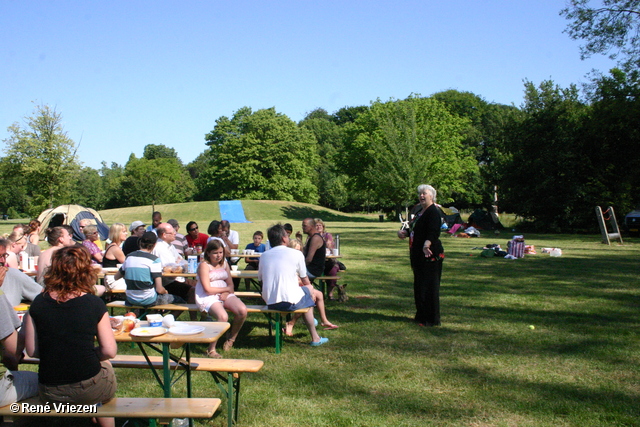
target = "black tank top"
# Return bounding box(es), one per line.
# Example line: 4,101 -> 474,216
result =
304,233 -> 326,277
102,244 -> 119,268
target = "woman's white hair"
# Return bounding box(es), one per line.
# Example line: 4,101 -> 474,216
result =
417,184 -> 437,203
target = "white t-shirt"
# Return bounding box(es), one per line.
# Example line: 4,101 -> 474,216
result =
152,240 -> 185,284
228,229 -> 240,262
259,245 -> 307,305
228,229 -> 239,246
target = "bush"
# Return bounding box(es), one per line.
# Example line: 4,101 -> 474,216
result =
6,207 -> 20,219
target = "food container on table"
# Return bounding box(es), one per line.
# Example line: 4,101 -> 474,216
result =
14,304 -> 29,323
162,314 -> 175,328
147,314 -> 163,327
187,256 -> 198,273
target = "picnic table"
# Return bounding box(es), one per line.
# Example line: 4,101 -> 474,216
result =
231,252 -> 342,259
114,320 -> 229,398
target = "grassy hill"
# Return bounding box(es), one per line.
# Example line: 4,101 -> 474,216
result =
98,200 -> 380,247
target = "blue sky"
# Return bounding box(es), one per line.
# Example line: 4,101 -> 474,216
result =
1,1 -> 616,170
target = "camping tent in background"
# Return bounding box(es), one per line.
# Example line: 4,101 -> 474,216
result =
440,206 -> 463,229
467,208 -> 504,230
37,204 -> 109,242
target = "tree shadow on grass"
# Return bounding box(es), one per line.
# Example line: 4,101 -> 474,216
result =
280,206 -> 378,222
275,354 -> 639,424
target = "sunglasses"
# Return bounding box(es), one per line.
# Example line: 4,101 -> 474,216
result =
189,227 -> 198,231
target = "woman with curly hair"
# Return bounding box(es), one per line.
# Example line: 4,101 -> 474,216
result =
25,246 -> 117,427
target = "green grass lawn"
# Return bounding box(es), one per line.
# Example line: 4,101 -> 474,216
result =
6,201 -> 639,426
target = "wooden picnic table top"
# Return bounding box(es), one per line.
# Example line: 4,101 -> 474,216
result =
114,320 -> 229,344
230,253 -> 342,259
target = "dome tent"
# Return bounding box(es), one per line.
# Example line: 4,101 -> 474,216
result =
37,204 -> 109,243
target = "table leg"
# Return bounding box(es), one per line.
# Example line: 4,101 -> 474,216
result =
186,344 -> 192,398
227,372 -> 234,427
162,343 -> 171,398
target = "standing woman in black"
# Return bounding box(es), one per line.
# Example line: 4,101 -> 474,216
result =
398,184 -> 444,326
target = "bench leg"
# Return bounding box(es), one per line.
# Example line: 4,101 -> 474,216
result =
275,313 -> 282,354
261,312 -> 284,354
210,371 -> 240,427
312,279 -> 326,298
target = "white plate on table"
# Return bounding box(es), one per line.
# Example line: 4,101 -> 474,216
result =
129,326 -> 168,337
169,324 -> 205,336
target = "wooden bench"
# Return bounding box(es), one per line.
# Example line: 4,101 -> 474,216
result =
241,274 -> 343,295
21,355 -> 263,427
106,300 -> 310,353
234,291 -> 262,298
0,396 -> 221,426
313,275 -> 341,297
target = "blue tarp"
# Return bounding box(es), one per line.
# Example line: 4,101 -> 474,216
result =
219,200 -> 251,223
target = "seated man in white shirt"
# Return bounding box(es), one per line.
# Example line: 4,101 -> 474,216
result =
259,224 -> 328,346
152,223 -> 194,306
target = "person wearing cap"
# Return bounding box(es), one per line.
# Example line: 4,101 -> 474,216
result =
167,219 -> 187,257
122,221 -> 146,256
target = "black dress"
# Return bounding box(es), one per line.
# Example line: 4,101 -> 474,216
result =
409,203 -> 444,326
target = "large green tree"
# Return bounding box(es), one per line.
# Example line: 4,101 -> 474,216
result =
341,96 -> 477,212
432,90 -> 523,209
561,0 -> 640,73
0,156 -> 29,218
120,154 -> 195,207
299,109 -> 350,210
197,107 -> 319,203
99,162 -> 127,209
71,167 -> 106,210
499,80 -> 592,230
581,68 -> 640,213
2,104 -> 81,215
143,144 -> 180,161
